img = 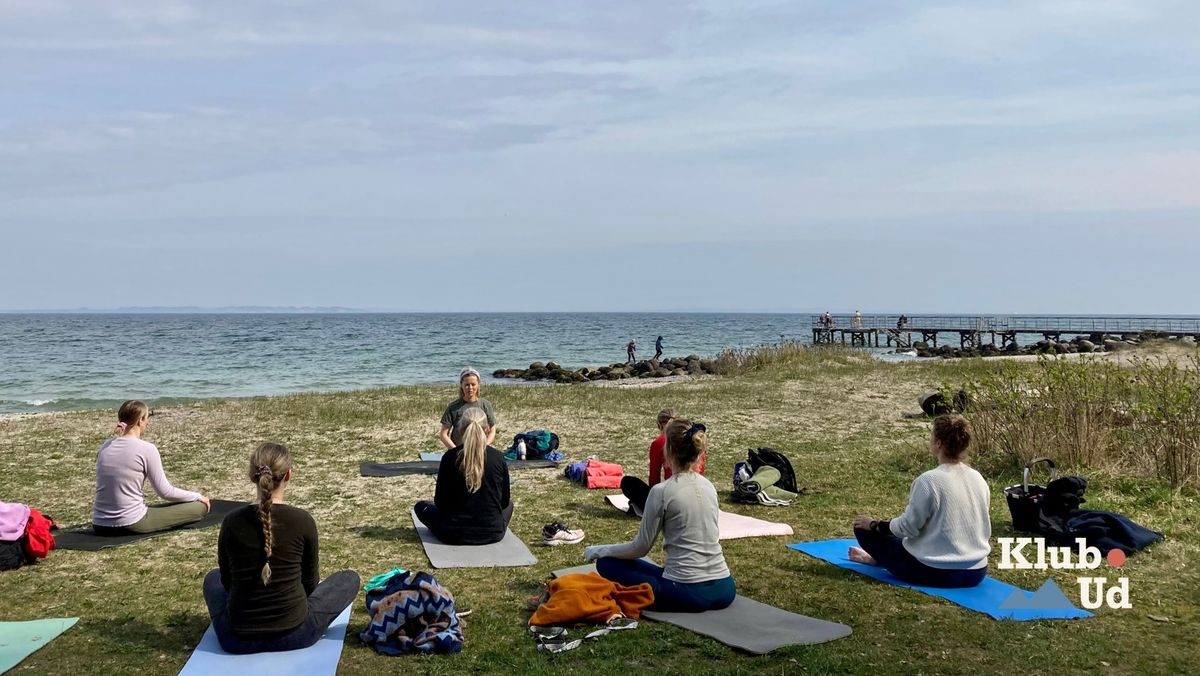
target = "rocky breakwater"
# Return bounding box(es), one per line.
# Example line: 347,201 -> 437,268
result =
493,355 -> 718,383
913,333 -> 1163,359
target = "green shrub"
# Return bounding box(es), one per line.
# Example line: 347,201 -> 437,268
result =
963,354 -> 1200,488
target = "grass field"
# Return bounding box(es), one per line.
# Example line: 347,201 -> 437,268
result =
1,351 -> 1195,675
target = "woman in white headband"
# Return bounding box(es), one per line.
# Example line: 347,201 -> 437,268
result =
438,366 -> 497,449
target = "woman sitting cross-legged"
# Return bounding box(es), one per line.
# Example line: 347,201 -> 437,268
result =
203,443 -> 359,654
849,414 -> 992,588
619,406 -> 705,515
92,399 -> 210,535
585,418 -> 735,612
415,407 -> 512,545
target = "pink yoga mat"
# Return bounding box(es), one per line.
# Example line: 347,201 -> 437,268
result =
605,494 -> 793,540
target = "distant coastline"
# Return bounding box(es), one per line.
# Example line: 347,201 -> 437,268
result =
0,306 -> 371,314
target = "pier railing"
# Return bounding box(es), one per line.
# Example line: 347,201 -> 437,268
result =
812,315 -> 1200,335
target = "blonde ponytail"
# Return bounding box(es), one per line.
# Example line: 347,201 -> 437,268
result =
456,407 -> 488,493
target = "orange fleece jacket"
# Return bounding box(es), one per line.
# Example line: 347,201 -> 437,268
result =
529,573 -> 654,625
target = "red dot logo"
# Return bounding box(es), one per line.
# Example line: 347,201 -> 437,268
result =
1107,549 -> 1126,568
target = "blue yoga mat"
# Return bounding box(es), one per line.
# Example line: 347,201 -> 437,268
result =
0,618 -> 78,674
419,452 -> 444,461
789,539 -> 1092,621
178,605 -> 351,675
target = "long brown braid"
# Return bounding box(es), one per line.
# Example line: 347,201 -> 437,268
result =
248,442 -> 292,585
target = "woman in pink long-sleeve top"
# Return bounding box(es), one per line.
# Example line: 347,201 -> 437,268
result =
92,400 -> 210,535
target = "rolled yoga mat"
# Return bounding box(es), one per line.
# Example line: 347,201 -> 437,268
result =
360,459 -> 558,477
411,510 -> 537,568
550,564 -> 850,653
605,494 -> 794,540
789,539 -> 1093,621
0,618 -> 78,674
53,500 -> 248,551
178,605 -> 351,676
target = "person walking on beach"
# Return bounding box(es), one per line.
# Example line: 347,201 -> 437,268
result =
439,367 -> 497,449
92,400 -> 211,536
654,336 -> 664,360
627,339 -> 637,364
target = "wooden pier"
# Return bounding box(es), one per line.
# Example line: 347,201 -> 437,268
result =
811,315 -> 1200,349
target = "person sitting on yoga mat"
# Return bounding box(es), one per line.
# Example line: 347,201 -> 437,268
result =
92,400 -> 211,535
585,418 -> 735,612
848,414 -> 991,588
416,407 -> 513,545
203,442 -> 360,654
438,366 -> 497,450
620,407 -> 708,514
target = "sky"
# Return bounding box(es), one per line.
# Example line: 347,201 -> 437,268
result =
1,0 -> 1197,314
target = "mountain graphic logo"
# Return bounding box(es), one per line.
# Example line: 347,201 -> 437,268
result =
1000,578 -> 1081,610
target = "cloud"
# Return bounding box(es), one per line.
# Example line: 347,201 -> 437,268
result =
1,1 -> 1197,311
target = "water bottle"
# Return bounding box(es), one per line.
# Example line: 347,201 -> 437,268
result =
517,440 -> 527,460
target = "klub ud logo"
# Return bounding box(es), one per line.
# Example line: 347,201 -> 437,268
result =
997,537 -> 1131,610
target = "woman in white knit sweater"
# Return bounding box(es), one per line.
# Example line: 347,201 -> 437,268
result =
850,414 -> 991,588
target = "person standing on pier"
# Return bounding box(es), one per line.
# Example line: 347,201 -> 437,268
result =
627,339 -> 637,364
897,314 -> 908,329
853,310 -> 863,329
654,336 -> 664,360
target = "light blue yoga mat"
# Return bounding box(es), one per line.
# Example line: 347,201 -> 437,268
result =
789,539 -> 1093,621
419,452 -> 444,461
0,617 -> 77,674
178,605 -> 351,676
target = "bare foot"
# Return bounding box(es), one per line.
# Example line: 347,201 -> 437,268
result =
848,546 -> 878,566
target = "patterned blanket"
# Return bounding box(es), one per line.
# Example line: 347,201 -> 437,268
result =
360,569 -> 464,655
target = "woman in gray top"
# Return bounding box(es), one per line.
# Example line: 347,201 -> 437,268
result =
585,418 -> 735,612
438,367 -> 497,449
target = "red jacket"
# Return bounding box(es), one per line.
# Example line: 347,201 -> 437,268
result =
648,435 -> 706,485
584,459 -> 624,489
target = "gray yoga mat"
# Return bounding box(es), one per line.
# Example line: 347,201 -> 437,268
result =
54,500 -> 247,551
551,563 -> 851,653
361,459 -> 558,477
412,510 -> 537,568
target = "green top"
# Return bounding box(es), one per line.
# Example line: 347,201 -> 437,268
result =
440,397 -> 497,445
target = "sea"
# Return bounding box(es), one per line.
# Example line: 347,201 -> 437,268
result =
0,312 -> 828,415
3,312 -> 1195,415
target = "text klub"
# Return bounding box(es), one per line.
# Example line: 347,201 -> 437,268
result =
997,537 -> 1131,610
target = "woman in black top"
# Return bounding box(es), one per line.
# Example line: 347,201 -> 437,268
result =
202,443 -> 359,653
415,407 -> 512,545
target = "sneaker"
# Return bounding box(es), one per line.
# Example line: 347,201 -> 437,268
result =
541,521 -> 585,546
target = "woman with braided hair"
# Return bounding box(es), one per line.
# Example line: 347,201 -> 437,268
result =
585,418 -> 736,612
202,443 -> 359,653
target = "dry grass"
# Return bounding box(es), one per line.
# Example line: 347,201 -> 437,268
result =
0,353 -> 1196,675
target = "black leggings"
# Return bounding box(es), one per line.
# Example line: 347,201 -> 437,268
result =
202,569 -> 359,654
414,500 -> 513,545
620,476 -> 651,513
853,527 -> 986,588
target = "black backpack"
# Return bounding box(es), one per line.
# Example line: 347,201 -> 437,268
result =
746,447 -> 798,494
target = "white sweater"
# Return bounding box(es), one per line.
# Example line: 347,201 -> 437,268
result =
586,472 -> 730,584
890,463 -> 992,570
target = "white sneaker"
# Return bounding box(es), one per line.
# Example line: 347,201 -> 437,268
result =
542,522 -> 585,546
